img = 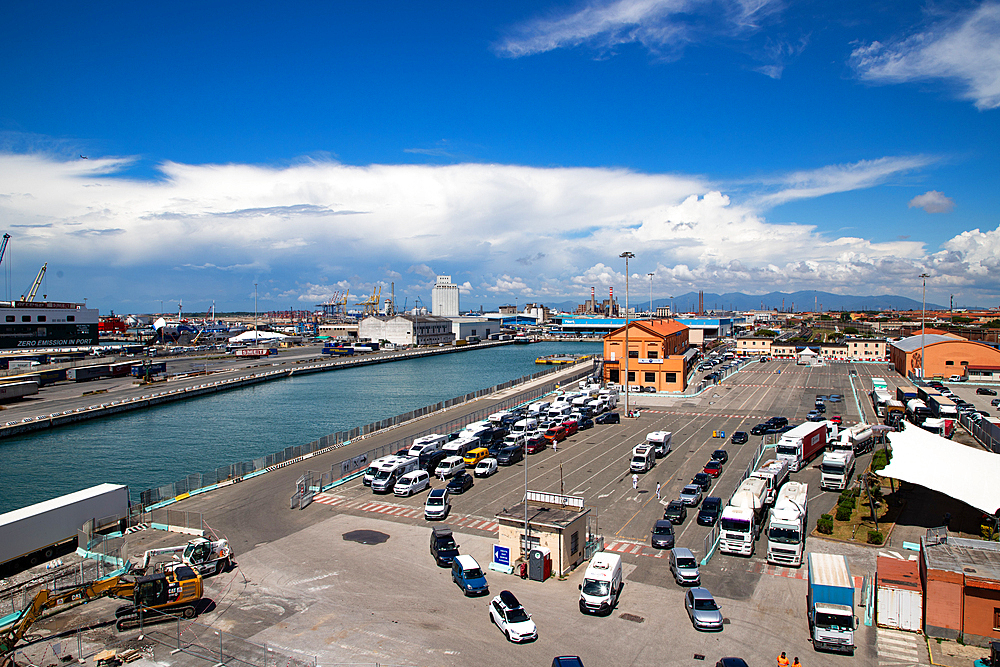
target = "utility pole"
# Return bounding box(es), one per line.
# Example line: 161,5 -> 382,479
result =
620,252 -> 635,416
648,273 -> 654,317
920,273 -> 929,379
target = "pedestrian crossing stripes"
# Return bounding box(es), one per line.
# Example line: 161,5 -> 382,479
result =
312,493 -> 500,533
877,628 -> 927,666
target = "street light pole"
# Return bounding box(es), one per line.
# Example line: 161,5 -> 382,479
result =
648,273 -> 654,317
253,283 -> 258,344
620,252 -> 634,417
920,273 -> 929,379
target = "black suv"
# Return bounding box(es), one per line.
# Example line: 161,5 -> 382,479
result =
419,449 -> 448,473
497,445 -> 523,466
663,500 -> 687,525
430,527 -> 460,567
697,497 -> 722,525
765,416 -> 788,429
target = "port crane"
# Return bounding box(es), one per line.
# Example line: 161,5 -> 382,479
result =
318,290 -> 349,317
21,263 -> 46,302
0,563 -> 203,664
357,286 -> 381,316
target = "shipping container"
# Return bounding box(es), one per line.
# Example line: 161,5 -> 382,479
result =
876,556 -> 922,632
234,348 -> 270,357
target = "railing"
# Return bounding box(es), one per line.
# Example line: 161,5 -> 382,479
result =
959,411 -> 1000,453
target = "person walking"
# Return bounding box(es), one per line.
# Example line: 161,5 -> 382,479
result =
655,482 -> 661,500
791,658 -> 801,667
777,652 -> 789,667
632,473 -> 638,490
552,438 -> 557,453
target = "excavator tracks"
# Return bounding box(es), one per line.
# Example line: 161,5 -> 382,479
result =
114,604 -> 196,632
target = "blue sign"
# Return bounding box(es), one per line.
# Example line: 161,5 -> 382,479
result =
493,544 -> 510,567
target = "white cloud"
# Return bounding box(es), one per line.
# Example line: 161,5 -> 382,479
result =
909,190 -> 955,213
0,152 -> 996,309
494,0 -> 782,59
850,2 -> 1000,110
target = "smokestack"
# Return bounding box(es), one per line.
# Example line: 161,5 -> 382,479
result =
591,286 -> 595,312
610,286 -> 614,316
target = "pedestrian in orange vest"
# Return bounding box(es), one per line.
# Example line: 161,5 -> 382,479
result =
777,652 -> 790,667
792,658 -> 801,667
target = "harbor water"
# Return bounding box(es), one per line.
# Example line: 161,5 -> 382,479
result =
0,342 -> 600,513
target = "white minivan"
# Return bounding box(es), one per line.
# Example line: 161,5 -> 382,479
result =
435,456 -> 466,479
393,470 -> 430,497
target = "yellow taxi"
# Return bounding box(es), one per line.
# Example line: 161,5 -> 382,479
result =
463,447 -> 490,466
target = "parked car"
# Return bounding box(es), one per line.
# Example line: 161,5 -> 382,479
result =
991,398 -> 1000,407
813,402 -> 826,413
489,590 -> 537,643
766,416 -> 788,429
578,417 -> 594,430
670,547 -> 701,586
430,526 -> 460,567
419,449 -> 449,473
829,415 -> 843,425
703,460 -> 723,477
692,472 -> 712,491
446,471 -> 474,494
679,484 -> 703,506
552,658 -> 585,667
685,587 -> 724,631
711,449 -> 728,464
544,425 -> 568,443
561,420 -> 579,436
977,387 -> 997,396
497,445 -> 524,466
650,520 -> 675,549
424,488 -> 451,520
595,412 -> 620,424
750,423 -> 769,436
697,497 -> 722,525
474,458 -> 498,478
949,375 -> 965,382
526,436 -> 547,454
663,500 -> 687,524
730,431 -> 748,445
393,470 -> 431,497
716,659 -> 749,667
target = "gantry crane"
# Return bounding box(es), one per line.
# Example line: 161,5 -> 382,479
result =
21,263 -> 46,302
357,286 -> 381,316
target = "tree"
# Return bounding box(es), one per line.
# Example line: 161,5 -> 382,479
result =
840,312 -> 851,322
844,326 -> 858,335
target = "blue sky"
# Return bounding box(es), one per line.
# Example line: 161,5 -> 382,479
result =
1,0 -> 998,313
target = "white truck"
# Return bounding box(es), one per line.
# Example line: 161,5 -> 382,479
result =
766,482 -> 808,567
820,450 -> 855,491
719,477 -> 768,556
645,431 -> 672,458
776,422 -> 827,472
577,552 -> 622,615
630,444 -> 656,473
750,458 -> 789,505
369,456 -> 420,493
139,536 -> 234,576
834,424 -> 873,456
807,552 -> 857,654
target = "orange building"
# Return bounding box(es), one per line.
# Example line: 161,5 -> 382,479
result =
921,535 -> 1000,646
889,334 -> 1000,380
602,319 -> 691,392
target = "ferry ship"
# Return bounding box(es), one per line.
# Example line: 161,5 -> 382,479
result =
0,300 -> 99,349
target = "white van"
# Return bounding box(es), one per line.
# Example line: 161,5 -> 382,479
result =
393,470 -> 430,497
509,418 -> 538,436
501,433 -> 526,449
408,433 -> 448,458
463,420 -> 492,434
587,398 -> 605,414
370,456 -> 420,493
630,445 -> 656,473
435,456 -> 466,479
362,456 -> 394,486
646,431 -> 672,458
528,401 -> 550,417
578,552 -> 622,615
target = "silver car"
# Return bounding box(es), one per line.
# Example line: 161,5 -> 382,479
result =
679,484 -> 703,507
670,548 -> 701,586
685,587 -> 723,631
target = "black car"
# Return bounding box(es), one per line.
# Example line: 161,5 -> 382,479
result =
419,450 -> 449,473
977,387 -> 998,396
446,472 -> 474,494
711,449 -> 728,464
765,416 -> 788,429
716,659 -> 749,667
813,403 -> 826,413
750,423 -> 768,436
731,431 -> 748,445
497,445 -> 524,466
487,440 -> 505,457
595,412 -> 620,424
697,497 -> 722,525
430,526 -> 460,567
692,472 -> 712,491
578,417 -> 594,430
663,500 -> 687,525
650,519 -> 676,549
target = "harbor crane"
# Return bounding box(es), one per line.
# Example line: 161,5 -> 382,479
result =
21,263 -> 46,302
0,234 -> 9,269
318,290 -> 349,317
357,286 -> 381,316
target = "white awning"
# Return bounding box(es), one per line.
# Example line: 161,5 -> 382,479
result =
881,424 -> 1000,516
227,330 -> 288,343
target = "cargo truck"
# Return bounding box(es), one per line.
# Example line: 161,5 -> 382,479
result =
927,394 -> 959,419
807,552 -> 857,654
906,398 -> 932,425
750,459 -> 789,505
921,417 -> 955,438
895,386 -> 917,402
872,389 -> 892,417
0,483 -> 130,577
820,450 -> 855,490
833,423 -> 874,455
67,364 -> 112,381
775,422 -> 827,472
0,380 -> 39,403
766,482 -> 808,566
884,400 -> 905,427
719,477 -> 768,556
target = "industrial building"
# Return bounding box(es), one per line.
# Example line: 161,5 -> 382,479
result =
889,333 -> 1000,379
921,534 -> 1000,646
358,314 -> 455,347
602,319 -> 692,392
431,276 -> 460,318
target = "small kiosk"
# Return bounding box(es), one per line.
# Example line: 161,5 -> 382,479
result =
495,491 -> 592,578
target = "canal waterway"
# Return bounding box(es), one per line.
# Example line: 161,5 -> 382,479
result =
0,342 -> 601,513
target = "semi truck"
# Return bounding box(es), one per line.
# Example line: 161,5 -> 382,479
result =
927,394 -> 959,419
820,450 -> 855,490
766,481 -> 808,567
0,483 -> 130,577
906,398 -> 932,425
0,562 -> 203,659
0,380 -> 39,403
833,423 -> 874,455
750,459 -> 789,505
872,389 -> 893,417
66,364 -> 112,381
775,422 -> 827,472
921,417 -> 955,438
807,552 -> 857,654
884,400 -> 905,427
719,477 -> 768,556
895,386 -> 917,402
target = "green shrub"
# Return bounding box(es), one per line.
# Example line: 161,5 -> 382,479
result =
867,530 -> 884,545
817,517 -> 834,534
838,497 -> 856,511
836,505 -> 853,522
871,449 -> 892,471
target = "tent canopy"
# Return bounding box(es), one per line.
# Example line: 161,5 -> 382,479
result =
227,330 -> 288,343
881,424 -> 1000,516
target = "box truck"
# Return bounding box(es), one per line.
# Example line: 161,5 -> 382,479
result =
807,552 -> 857,654
766,482 -> 808,566
775,422 -> 827,472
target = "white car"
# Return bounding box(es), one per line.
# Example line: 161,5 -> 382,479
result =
393,470 -> 430,497
474,458 -> 498,478
489,590 -> 537,643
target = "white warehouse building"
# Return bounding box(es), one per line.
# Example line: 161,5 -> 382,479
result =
358,314 -> 455,347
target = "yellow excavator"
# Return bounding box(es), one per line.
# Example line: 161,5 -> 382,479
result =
0,563 -> 202,664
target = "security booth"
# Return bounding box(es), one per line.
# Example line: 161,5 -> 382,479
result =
495,491 -> 592,578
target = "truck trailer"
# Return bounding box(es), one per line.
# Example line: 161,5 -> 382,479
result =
807,552 -> 857,654
719,477 -> 768,556
766,482 -> 808,567
775,422 -> 827,472
0,483 -> 130,577
820,450 -> 856,490
834,423 -> 874,455
750,459 -> 789,505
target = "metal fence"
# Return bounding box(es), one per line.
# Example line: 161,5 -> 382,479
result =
959,411 -> 1000,453
141,359 -> 597,510
144,614 -> 317,667
0,559 -> 121,617
292,364 -> 596,507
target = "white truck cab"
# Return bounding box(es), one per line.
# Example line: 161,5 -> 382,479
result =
578,552 -> 622,615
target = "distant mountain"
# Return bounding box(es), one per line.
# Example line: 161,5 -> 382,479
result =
536,290 -> 943,314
